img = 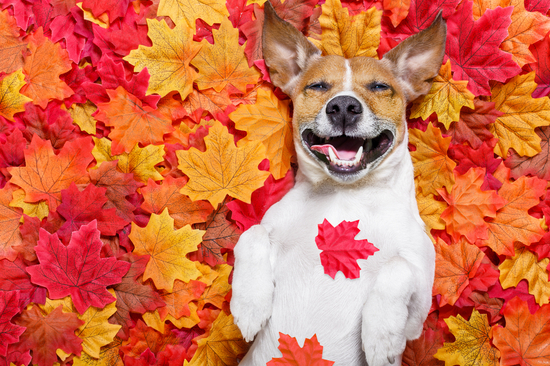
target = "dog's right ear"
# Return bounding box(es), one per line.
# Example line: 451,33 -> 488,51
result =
262,1 -> 321,95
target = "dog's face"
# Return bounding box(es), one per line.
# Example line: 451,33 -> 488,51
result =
262,3 -> 446,184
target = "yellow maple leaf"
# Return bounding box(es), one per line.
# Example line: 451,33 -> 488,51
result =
489,72 -> 550,158
472,0 -> 550,67
434,309 -> 500,366
191,18 -> 261,93
9,189 -> 48,220
124,19 -> 201,100
416,192 -> 447,239
177,121 -> 270,207
68,101 -> 97,135
72,339 -> 124,366
310,0 -> 382,58
189,312 -> 249,366
129,208 -> 204,291
197,263 -> 232,310
409,123 -> 456,195
143,303 -> 200,333
0,70 -> 32,121
92,137 -> 165,183
157,0 -> 229,31
499,244 -> 550,306
410,60 -> 475,129
230,88 -> 294,180
76,297 -> 122,358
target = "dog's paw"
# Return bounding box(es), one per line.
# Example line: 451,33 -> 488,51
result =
230,283 -> 273,341
362,327 -> 406,366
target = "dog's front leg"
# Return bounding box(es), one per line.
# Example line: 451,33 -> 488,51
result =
230,224 -> 274,341
361,256 -> 421,366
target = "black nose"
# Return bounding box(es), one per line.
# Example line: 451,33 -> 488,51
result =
325,96 -> 363,132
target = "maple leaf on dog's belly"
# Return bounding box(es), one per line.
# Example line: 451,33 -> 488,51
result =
315,219 -> 378,279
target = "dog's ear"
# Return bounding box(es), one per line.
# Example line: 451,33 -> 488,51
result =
382,13 -> 446,102
262,1 -> 321,95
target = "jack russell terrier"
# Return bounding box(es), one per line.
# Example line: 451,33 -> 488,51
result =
230,3 -> 446,365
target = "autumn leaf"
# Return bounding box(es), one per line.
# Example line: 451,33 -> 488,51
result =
120,319 -> 179,358
0,70 -> 32,121
191,18 -> 261,93
409,123 -> 456,196
141,176 -> 213,229
77,298 -> 122,358
383,0 -> 410,28
230,87 -> 294,180
0,256 -> 47,309
484,176 -> 546,256
310,0 -> 382,58
14,305 -> 83,366
472,0 -> 550,67
92,137 -> 165,183
124,19 -> 201,100
438,168 -> 506,243
157,279 -> 206,321
0,290 -> 25,356
402,327 -> 445,366
157,0 -> 229,31
27,221 -> 131,314
267,333 -> 335,366
315,219 -> 378,279
410,60 -> 475,129
72,339 -> 124,366
0,184 -> 23,261
433,238 -> 486,306
0,10 -> 26,75
524,34 -> 550,98
434,309 -> 500,366
21,28 -> 73,108
505,126 -> 550,181
445,1 -> 521,96
189,312 -> 249,365
95,86 -> 174,155
196,263 -> 232,310
499,244 -> 550,306
8,135 -> 94,211
110,253 -> 165,340
183,88 -> 232,118
488,72 -> 550,158
416,192 -> 447,236
492,297 -> 550,366
68,101 -> 98,135
177,121 -> 270,207
129,208 -> 203,291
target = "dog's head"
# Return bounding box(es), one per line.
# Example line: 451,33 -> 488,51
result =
262,3 -> 446,184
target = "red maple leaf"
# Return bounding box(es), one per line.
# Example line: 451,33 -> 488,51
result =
110,253 -> 165,340
448,140 -> 502,191
0,129 -> 26,173
505,126 -> 550,181
0,291 -> 25,356
315,219 -> 379,279
81,0 -> 130,21
525,0 -> 550,18
488,280 -> 540,315
402,327 -> 445,366
523,33 -> 550,98
56,182 -> 129,242
0,256 -> 46,309
267,333 -> 335,366
445,1 -> 521,96
26,220 -> 131,314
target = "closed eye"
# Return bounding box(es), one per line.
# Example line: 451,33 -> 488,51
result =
368,82 -> 390,92
305,82 -> 331,92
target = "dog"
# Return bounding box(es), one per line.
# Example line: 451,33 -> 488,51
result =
230,3 -> 446,365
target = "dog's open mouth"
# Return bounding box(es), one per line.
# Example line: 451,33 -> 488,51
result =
302,129 -> 394,173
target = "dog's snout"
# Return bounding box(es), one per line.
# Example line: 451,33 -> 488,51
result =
326,96 -> 363,132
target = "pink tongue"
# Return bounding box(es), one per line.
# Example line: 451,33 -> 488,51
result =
311,137 -> 363,161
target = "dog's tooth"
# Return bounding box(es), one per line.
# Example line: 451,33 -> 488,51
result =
354,146 -> 363,163
328,147 -> 337,162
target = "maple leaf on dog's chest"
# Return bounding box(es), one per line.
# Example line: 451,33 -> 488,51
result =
315,219 -> 378,279
267,333 -> 335,366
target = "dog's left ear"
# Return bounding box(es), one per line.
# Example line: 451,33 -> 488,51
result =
382,13 -> 446,102
262,1 -> 321,95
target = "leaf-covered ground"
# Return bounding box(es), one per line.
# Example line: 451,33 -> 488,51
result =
0,0 -> 550,365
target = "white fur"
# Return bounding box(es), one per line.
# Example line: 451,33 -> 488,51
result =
230,70 -> 434,366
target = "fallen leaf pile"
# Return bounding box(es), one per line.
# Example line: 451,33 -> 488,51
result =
0,0 -> 549,365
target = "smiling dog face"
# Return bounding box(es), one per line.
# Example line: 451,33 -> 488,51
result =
262,3 -> 446,183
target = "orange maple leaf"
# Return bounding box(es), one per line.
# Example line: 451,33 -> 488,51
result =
0,70 -> 32,121
8,135 -> 94,211
383,0 -> 410,28
489,72 -> 550,158
157,279 -> 206,320
409,123 -> 456,196
0,10 -> 27,75
310,0 -> 382,58
434,309 -> 500,366
191,18 -> 261,93
499,244 -> 550,306
267,333 -> 335,366
230,87 -> 294,180
473,0 -> 550,67
483,176 -> 546,256
493,297 -> 550,366
0,184 -> 23,261
176,121 -> 270,208
20,28 -> 73,109
189,312 -> 249,366
140,176 -> 213,228
196,263 -> 232,310
438,168 -> 506,243
129,208 -> 203,291
433,238 -> 485,306
95,86 -> 174,155
183,88 -> 232,118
